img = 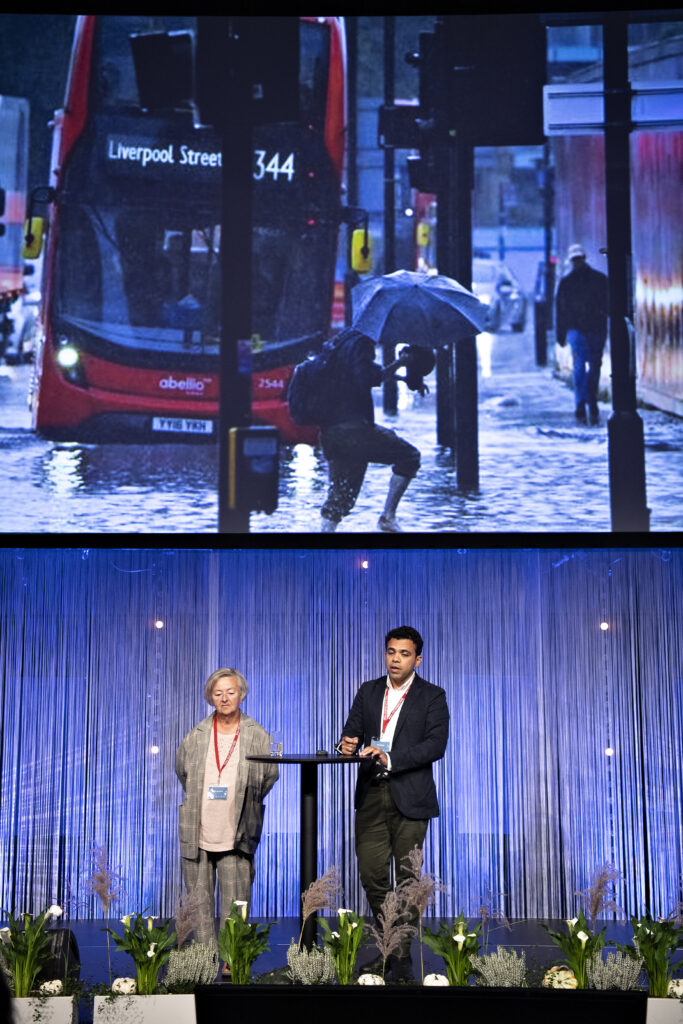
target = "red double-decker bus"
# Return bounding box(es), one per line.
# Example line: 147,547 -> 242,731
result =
29,15 -> 346,442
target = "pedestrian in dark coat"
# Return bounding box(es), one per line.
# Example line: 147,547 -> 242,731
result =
555,244 -> 609,425
319,328 -> 422,533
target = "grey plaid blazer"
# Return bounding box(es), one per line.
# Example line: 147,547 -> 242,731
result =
175,712 -> 279,860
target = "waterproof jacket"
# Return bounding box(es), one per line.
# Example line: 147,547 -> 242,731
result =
175,712 -> 278,860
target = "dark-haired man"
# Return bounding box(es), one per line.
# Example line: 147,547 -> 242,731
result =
338,626 -> 449,978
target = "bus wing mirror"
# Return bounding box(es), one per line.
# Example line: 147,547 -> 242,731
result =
351,227 -> 372,274
23,217 -> 45,260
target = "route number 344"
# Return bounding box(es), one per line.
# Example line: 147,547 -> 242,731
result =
253,150 -> 295,182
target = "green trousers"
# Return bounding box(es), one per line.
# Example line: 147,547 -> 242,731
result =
355,780 -> 429,927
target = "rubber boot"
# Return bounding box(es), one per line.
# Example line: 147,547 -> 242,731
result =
378,473 -> 412,532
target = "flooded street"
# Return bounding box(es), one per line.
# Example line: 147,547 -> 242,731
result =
1,322 -> 682,534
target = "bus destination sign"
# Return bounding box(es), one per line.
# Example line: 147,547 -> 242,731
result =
105,136 -> 297,183
107,136 -> 222,171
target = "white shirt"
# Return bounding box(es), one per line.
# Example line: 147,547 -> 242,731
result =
380,671 -> 415,770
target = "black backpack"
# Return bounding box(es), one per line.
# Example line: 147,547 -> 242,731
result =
287,335 -> 345,427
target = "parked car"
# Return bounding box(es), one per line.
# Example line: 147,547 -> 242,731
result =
3,282 -> 40,364
472,258 -> 527,333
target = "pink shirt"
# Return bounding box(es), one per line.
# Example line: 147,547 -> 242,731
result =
199,728 -> 240,851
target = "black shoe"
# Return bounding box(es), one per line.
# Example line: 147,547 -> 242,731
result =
575,404 -> 587,424
589,405 -> 600,425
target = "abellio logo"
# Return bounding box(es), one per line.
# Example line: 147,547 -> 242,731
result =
159,375 -> 211,393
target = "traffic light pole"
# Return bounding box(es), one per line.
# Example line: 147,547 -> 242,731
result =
382,15 -> 398,416
444,140 -> 478,492
433,85 -> 477,485
216,22 -> 252,533
603,13 -> 649,531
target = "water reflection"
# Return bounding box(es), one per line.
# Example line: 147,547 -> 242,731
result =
42,444 -> 87,495
476,332 -> 494,378
39,442 -> 218,493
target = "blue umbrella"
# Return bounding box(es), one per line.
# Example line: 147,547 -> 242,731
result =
351,269 -> 489,348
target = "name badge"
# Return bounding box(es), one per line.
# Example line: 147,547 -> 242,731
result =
372,737 -> 391,753
208,785 -> 228,800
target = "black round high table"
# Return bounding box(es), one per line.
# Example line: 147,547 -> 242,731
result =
247,754 -> 362,948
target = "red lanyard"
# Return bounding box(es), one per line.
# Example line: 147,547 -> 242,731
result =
382,684 -> 411,735
214,713 -> 240,779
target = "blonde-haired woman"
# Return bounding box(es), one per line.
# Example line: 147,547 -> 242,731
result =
175,668 -> 278,960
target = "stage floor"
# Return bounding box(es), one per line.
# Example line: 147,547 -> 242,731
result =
61,916 -> 673,988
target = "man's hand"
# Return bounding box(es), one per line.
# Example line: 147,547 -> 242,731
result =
339,735 -> 359,756
359,744 -> 388,768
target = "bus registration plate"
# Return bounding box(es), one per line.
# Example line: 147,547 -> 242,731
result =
152,417 -> 214,435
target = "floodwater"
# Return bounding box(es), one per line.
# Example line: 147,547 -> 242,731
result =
0,324 -> 681,534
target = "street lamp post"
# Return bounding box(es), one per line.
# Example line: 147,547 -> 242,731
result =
603,13 -> 649,531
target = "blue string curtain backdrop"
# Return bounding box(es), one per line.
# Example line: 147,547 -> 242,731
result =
0,547 -> 681,924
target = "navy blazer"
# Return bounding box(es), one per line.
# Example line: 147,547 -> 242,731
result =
342,673 -> 449,819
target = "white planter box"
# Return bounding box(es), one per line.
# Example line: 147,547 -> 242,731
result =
93,993 -> 197,1024
647,998 -> 683,1024
12,996 -> 77,1024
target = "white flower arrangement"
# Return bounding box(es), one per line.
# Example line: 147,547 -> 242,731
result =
164,941 -> 219,989
45,906 -> 63,919
668,978 -> 683,998
286,940 -> 336,985
586,950 -> 643,991
111,977 -> 137,994
424,973 -> 450,986
471,946 -> 527,988
357,973 -> 384,985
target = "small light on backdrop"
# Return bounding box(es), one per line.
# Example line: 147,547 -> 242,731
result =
605,747 -> 615,757
360,560 -> 369,570
600,621 -> 609,631
150,745 -> 160,755
154,620 -> 164,630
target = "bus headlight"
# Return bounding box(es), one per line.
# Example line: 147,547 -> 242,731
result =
56,345 -> 79,369
55,338 -> 87,386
